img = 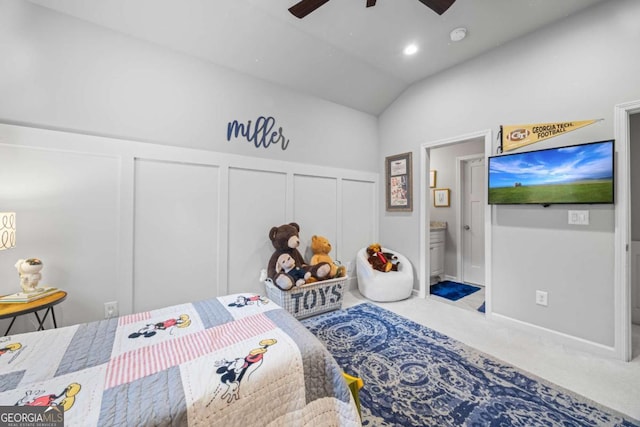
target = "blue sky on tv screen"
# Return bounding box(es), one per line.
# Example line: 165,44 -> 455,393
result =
489,141 -> 613,188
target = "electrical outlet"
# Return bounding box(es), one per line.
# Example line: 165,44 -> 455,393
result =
345,261 -> 353,274
104,301 -> 119,319
535,290 -> 548,307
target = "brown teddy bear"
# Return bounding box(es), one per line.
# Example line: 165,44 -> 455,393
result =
310,235 -> 346,279
366,243 -> 400,273
267,223 -> 331,290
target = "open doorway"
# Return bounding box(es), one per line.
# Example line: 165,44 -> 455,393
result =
420,130 -> 492,314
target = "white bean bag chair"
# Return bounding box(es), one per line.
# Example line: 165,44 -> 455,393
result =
356,247 -> 414,302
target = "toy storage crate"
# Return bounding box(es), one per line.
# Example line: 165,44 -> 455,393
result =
264,276 -> 347,320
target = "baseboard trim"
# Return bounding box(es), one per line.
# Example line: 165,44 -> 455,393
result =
491,312 -> 618,360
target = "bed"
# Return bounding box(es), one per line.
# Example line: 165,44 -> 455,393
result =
0,293 -> 361,426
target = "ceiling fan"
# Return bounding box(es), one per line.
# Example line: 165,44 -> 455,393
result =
289,0 -> 456,19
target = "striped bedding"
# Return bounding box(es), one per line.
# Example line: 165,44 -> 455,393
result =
0,294 -> 361,426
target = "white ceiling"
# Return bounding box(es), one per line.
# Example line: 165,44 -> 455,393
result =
29,0 -> 608,115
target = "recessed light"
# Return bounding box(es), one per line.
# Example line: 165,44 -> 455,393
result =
450,27 -> 467,42
403,43 -> 419,56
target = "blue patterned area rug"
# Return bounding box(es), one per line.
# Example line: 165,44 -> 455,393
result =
302,303 -> 639,427
430,280 -> 480,301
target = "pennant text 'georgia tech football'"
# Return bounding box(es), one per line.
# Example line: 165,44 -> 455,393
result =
501,119 -> 602,152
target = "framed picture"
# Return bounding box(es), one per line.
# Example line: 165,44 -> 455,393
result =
433,188 -> 450,207
385,152 -> 413,212
429,170 -> 437,188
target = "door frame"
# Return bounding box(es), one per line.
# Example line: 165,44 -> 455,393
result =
419,129 -> 493,314
614,99 -> 640,361
456,154 -> 485,286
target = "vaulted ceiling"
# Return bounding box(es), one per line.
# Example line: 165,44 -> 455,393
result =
30,0 -> 608,115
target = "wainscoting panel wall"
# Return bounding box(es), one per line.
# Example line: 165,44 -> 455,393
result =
0,123 -> 378,331
293,175 -> 339,260
227,167 -> 288,296
341,179 -> 378,270
133,159 -> 220,312
0,143 -> 120,329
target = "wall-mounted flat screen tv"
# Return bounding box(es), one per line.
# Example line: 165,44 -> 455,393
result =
488,139 -> 614,205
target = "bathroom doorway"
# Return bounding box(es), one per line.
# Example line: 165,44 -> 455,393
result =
420,130 -> 492,314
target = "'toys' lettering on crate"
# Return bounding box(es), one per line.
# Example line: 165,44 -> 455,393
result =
303,290 -> 317,310
290,284 -> 343,314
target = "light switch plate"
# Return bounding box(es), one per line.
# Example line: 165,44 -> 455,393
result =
568,210 -> 589,225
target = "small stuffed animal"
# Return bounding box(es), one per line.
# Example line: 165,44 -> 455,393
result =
267,223 -> 331,290
276,253 -> 310,287
366,244 -> 400,273
310,235 -> 346,279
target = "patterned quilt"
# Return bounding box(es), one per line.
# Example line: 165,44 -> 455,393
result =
0,294 -> 361,426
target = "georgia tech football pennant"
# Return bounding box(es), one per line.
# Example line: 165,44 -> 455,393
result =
501,119 -> 601,152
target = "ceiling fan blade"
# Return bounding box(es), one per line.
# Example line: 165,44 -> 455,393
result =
289,0 -> 331,18
366,0 -> 377,7
417,0 -> 455,15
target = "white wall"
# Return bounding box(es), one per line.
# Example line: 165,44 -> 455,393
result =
0,0 -> 380,333
0,0 -> 378,173
378,0 -> 640,348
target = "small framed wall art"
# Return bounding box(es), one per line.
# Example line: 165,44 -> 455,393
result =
385,152 -> 413,212
433,188 -> 450,207
429,170 -> 437,188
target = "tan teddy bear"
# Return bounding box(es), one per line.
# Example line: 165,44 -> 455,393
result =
310,235 -> 346,279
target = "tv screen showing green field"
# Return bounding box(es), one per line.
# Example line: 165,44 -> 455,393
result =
488,140 -> 614,205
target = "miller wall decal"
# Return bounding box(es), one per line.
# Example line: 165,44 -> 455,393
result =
227,116 -> 290,150
501,119 -> 603,152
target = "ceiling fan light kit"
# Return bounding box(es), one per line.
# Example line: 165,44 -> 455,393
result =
289,0 -> 455,19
